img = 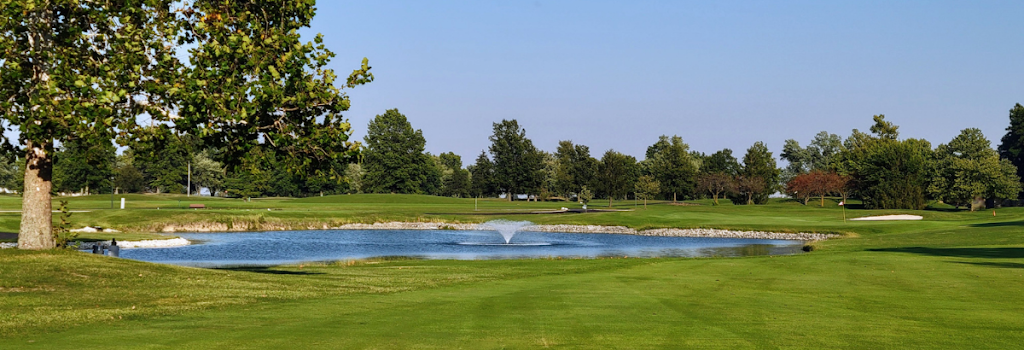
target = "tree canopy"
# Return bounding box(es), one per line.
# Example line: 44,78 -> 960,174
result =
781,131 -> 844,180
362,109 -> 431,194
840,117 -> 932,210
739,141 -> 779,205
998,103 -> 1024,200
597,150 -> 638,207
644,135 -> 698,201
1,1 -> 372,248
468,151 -> 495,198
702,149 -> 742,176
554,140 -> 598,199
488,119 -> 543,200
931,128 -> 1020,209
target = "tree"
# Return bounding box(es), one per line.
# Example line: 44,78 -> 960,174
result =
780,139 -> 812,179
489,120 -> 543,200
634,175 -> 660,209
421,153 -> 444,196
781,131 -> 845,181
931,128 -> 1021,210
807,131 -> 845,171
739,142 -> 779,204
189,150 -> 224,196
702,149 -> 742,176
537,151 -> 558,200
468,151 -> 495,198
998,103 -> 1024,201
361,109 -> 431,194
870,114 -> 900,140
53,139 -> 115,195
554,141 -> 598,199
113,152 -> 145,194
343,163 -> 365,194
1,1 -> 180,249
733,175 -> 764,205
785,170 -> 842,207
0,154 -> 23,193
578,185 -> 593,210
438,152 -> 469,198
597,150 -> 638,207
445,168 -> 470,198
644,135 -> 698,201
784,172 -> 813,205
698,173 -> 734,205
830,172 -> 853,204
841,117 -> 933,210
132,128 -> 189,194
177,1 -> 370,178
223,170 -> 261,199
3,1 -> 372,248
438,152 -> 462,171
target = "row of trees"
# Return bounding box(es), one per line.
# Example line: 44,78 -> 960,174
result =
0,133 -> 357,199
355,110 -> 782,206
781,114 -> 1021,210
356,107 -> 1024,212
6,107 -> 1023,215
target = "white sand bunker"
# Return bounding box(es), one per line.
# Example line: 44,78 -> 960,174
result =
850,214 -> 923,221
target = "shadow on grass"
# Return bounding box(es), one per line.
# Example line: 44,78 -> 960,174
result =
867,247 -> 1024,259
969,221 -> 1024,228
216,266 -> 324,275
954,261 -> 1024,269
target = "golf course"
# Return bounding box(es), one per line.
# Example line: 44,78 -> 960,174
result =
2,194 -> 1022,349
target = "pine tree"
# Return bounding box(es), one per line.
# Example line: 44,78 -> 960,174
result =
998,103 -> 1024,201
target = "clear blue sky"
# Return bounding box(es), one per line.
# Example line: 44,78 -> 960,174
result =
302,0 -> 1024,166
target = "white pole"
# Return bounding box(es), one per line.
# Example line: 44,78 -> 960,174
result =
120,198 -> 125,209
187,161 -> 191,197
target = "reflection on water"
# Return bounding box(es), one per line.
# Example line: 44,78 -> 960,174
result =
118,229 -> 806,267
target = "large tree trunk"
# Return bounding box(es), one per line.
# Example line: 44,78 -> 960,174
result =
609,197 -> 613,208
19,141 -> 54,250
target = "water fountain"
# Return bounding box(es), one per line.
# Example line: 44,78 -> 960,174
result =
479,220 -> 533,244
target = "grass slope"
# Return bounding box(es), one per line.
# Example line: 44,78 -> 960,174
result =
1,195 -> 1023,348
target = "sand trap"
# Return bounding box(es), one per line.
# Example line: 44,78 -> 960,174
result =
850,214 -> 923,221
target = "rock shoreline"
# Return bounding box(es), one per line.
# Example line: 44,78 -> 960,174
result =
334,222 -> 837,241
1,237 -> 191,250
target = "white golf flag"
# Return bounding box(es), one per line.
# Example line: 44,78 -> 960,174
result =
838,201 -> 845,206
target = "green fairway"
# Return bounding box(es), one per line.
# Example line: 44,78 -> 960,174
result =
2,195 -> 1023,349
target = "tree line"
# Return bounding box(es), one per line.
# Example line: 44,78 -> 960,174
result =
315,106 -> 1024,212
362,108 -> 1024,211
4,106 -> 1022,213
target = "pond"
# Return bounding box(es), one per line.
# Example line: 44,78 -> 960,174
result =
119,229 -> 806,267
